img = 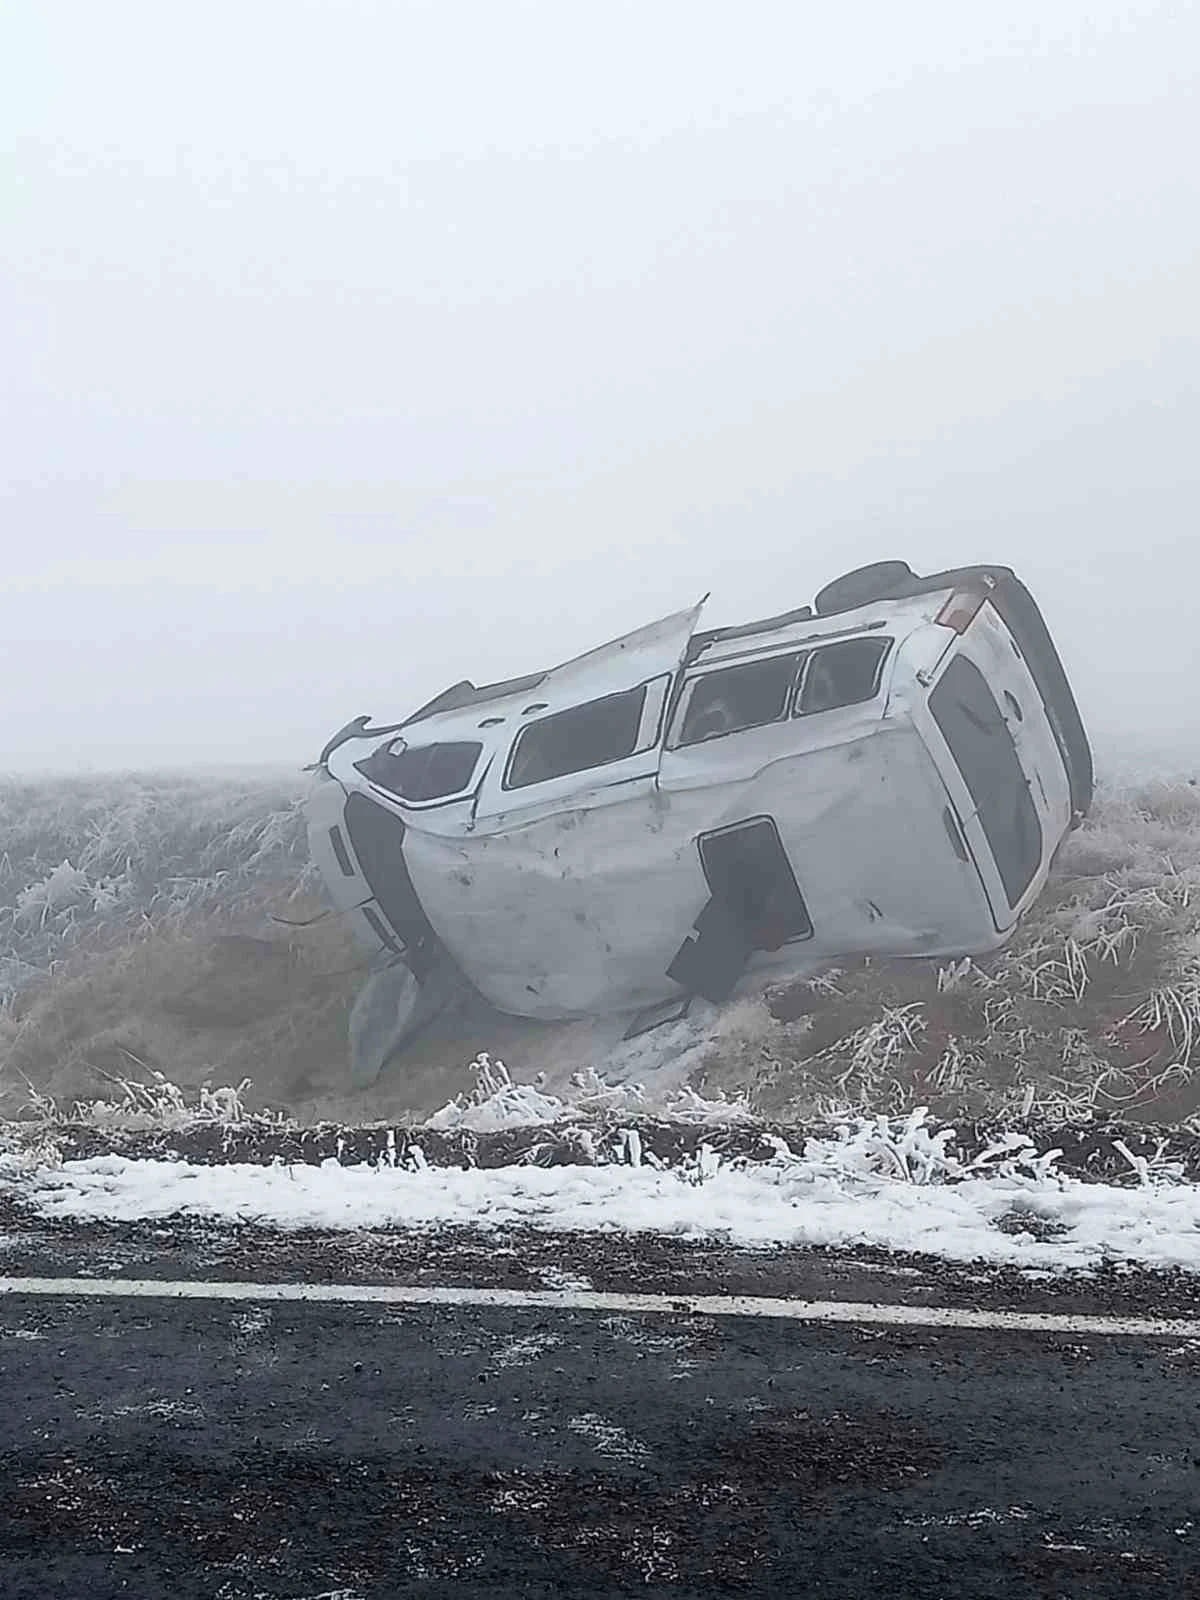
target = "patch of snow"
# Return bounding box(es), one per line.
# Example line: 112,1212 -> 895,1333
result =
422,1054 -> 752,1133
229,1308 -> 272,1347
8,1073 -> 284,1136
898,1506 -> 1032,1530
9,1109 -> 1200,1273
417,997 -> 779,1116
491,1330 -> 562,1369
598,1315 -> 690,1347
77,1398 -> 205,1423
567,1412 -> 651,1466
422,1057 -> 570,1132
536,1265 -> 593,1292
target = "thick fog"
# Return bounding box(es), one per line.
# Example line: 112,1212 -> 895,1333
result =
4,0 -> 1197,774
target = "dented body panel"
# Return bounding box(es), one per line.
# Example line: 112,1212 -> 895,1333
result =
307,562 -> 1091,1074
400,724 -> 995,1018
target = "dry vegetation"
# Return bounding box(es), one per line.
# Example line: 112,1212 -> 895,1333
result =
1,769 -> 1200,1128
703,778 -> 1200,1126
0,773 -> 357,1119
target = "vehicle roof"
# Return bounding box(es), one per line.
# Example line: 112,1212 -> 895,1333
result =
396,587 -> 956,745
688,588 -> 951,669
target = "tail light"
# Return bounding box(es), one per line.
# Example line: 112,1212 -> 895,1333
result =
935,586 -> 988,634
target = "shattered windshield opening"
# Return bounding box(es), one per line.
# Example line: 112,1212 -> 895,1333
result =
354,740 -> 482,802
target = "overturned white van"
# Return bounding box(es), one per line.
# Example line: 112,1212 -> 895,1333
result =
307,561 -> 1093,1083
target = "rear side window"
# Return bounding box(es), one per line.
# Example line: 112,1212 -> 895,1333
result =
354,740 -> 482,803
505,683 -> 653,790
675,653 -> 802,747
795,637 -> 891,716
930,657 -> 1042,905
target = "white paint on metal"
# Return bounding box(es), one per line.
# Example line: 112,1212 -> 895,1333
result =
403,724 -> 998,1018
1,1276 -> 1195,1338
310,579 -> 1078,1021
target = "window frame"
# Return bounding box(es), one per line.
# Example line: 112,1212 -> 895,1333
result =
667,633 -> 895,751
667,648 -> 807,751
501,674 -> 671,793
790,636 -> 894,719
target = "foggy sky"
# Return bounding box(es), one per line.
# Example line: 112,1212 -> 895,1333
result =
4,0 -> 1197,774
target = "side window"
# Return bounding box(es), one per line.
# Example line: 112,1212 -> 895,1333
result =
354,740 -> 482,803
674,653 -> 802,748
795,637 -> 891,716
929,656 -> 1043,905
504,679 -> 663,790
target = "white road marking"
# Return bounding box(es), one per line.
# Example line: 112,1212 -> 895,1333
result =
1,1275 -> 1197,1337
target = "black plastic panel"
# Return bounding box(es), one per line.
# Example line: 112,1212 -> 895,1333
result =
328,825 -> 355,878
667,818 -> 812,1003
698,818 -> 814,946
342,792 -> 439,978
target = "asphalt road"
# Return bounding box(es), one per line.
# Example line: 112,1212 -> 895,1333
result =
4,1251 -> 1200,1599
7,1199 -> 1200,1319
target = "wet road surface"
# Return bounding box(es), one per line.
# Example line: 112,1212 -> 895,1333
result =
3,1227 -> 1200,1598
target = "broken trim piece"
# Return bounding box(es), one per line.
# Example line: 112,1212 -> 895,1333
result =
622,994 -> 694,1041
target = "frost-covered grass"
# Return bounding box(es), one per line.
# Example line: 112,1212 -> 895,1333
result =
698,778 -> 1200,1126
8,1104 -> 1200,1274
423,1054 -> 754,1133
15,1069 -> 286,1135
0,772 -> 358,1120
8,1053 -> 1200,1278
0,772 -> 310,1002
1,769 -> 1200,1128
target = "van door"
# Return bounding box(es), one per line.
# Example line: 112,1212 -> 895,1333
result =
919,648 -> 1044,930
656,644 -> 818,999
957,601 -> 1074,852
473,602 -> 702,825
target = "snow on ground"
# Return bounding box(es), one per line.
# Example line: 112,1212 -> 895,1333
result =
422,1055 -> 754,1132
6,1110 -> 1200,1276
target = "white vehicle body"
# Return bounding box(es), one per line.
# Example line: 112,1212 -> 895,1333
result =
307,562 -> 1092,1077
